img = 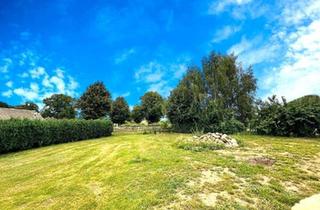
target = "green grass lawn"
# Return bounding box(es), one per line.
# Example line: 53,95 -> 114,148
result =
0,133 -> 320,210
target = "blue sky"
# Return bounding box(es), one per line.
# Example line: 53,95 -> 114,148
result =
0,0 -> 319,108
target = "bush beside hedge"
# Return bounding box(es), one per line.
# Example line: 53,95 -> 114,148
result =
253,99 -> 320,137
0,119 -> 113,153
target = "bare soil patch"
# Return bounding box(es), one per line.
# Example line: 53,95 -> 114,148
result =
248,156 -> 276,166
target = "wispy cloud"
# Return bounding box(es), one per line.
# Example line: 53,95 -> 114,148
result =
113,91 -> 131,99
208,0 -> 253,15
228,35 -> 280,66
134,57 -> 190,97
114,48 -> 136,64
0,58 -> 12,73
212,25 -> 241,43
1,90 -> 13,98
259,0 -> 320,100
208,0 -> 268,20
263,19 -> 320,101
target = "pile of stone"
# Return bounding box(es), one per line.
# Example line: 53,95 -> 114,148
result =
189,132 -> 239,148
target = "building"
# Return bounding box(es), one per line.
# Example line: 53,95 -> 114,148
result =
0,108 -> 43,120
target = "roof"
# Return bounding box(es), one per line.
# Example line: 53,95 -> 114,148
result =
0,108 -> 43,120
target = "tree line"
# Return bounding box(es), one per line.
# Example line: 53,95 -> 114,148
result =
0,81 -> 164,125
1,50 -> 319,136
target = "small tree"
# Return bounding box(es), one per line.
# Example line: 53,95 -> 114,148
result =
111,97 -> 130,124
15,101 -> 39,112
141,91 -> 163,123
77,81 -> 112,119
131,105 -> 144,123
41,94 -> 76,119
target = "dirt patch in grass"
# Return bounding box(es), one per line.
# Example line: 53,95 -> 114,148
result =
88,182 -> 103,196
299,152 -> 320,175
198,192 -> 219,206
248,157 -> 276,166
199,170 -> 222,186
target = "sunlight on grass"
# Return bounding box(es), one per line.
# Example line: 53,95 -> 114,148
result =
0,133 -> 319,209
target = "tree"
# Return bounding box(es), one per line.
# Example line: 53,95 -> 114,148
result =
202,52 -> 256,124
0,101 -> 11,108
131,105 -> 144,123
41,94 -> 76,119
15,102 -> 39,112
77,81 -> 112,119
111,97 -> 130,124
141,91 -> 164,123
167,51 -> 256,133
167,67 -> 206,132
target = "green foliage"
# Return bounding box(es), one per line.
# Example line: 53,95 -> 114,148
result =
176,140 -> 225,152
202,52 -> 256,124
167,52 -> 255,134
288,95 -> 320,107
77,81 -> 112,119
131,105 -> 144,123
217,118 -> 245,134
41,94 -> 75,119
111,97 -> 130,124
159,120 -> 172,129
141,91 -> 164,123
167,67 -> 206,133
254,95 -> 320,137
15,101 -> 39,112
0,119 -> 113,153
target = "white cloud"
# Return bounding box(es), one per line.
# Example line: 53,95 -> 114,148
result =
19,72 -> 29,78
67,76 -> 79,92
0,45 -> 79,105
279,0 -> 320,26
208,0 -> 268,20
264,19 -> 320,101
212,25 -> 241,43
208,0 -> 253,15
30,66 -> 46,78
224,0 -> 320,100
121,92 -> 130,97
5,81 -> 13,88
148,81 -> 173,97
227,36 -> 254,55
228,35 -> 281,66
0,58 -> 12,73
135,62 -> 163,81
1,90 -> 13,98
135,57 -> 190,97
50,76 -> 65,93
115,48 -> 136,64
257,0 -> 320,101
172,63 -> 188,79
13,88 -> 39,101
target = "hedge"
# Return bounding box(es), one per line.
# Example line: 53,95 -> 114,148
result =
0,119 -> 113,153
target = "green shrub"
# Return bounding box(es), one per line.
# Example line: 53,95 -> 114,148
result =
0,119 -> 113,153
217,119 -> 245,134
254,95 -> 320,137
159,120 -> 172,130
